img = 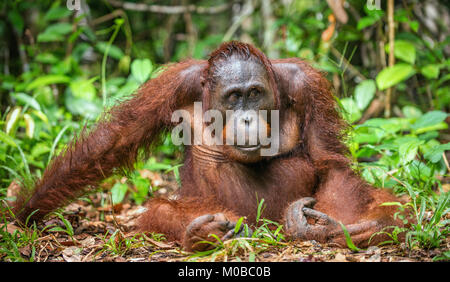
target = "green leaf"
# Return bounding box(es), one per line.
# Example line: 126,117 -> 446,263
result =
5,107 -> 21,136
23,114 -> 35,138
399,140 -> 423,164
26,75 -> 70,91
353,133 -> 379,144
402,106 -> 422,119
409,21 -> 419,32
44,6 -> 72,21
132,177 -> 151,205
339,222 -> 361,252
95,42 -> 124,60
354,79 -> 376,110
376,64 -> 415,90
340,98 -> 362,123
414,122 -> 448,134
35,53 -> 59,64
357,16 -> 379,30
380,202 -> 404,207
386,40 -> 416,64
421,64 -> 440,79
69,78 -> 98,101
411,111 -> 448,131
37,23 -> 73,42
131,59 -> 153,84
234,217 -> 244,234
12,93 -> 41,111
0,131 -> 17,147
111,183 -> 128,204
65,96 -> 102,120
424,143 -> 450,163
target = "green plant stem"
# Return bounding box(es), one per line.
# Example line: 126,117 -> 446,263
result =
101,20 -> 123,106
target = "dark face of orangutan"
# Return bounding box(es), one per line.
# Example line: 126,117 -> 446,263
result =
208,56 -> 277,163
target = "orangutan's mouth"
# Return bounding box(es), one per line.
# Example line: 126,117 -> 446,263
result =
236,144 -> 261,152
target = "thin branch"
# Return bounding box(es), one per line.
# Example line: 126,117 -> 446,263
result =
443,152 -> 450,173
330,46 -> 367,81
106,0 -> 231,14
223,0 -> 255,42
183,0 -> 197,58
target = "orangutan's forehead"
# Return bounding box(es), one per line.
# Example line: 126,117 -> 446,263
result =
213,58 -> 268,85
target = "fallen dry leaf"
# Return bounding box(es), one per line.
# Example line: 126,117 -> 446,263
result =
62,246 -> 82,262
331,253 -> 347,262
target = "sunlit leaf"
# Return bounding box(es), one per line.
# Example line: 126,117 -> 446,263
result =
354,79 -> 376,110
26,75 -> 70,91
5,107 -> 21,136
402,106 -> 422,119
23,114 -> 35,138
131,59 -> 153,84
111,183 -> 128,204
12,93 -> 41,111
340,98 -> 362,123
385,40 -> 416,64
95,42 -> 124,60
376,64 -> 415,90
424,143 -> 450,163
421,64 -> 440,79
411,111 -> 448,131
37,23 -> 73,42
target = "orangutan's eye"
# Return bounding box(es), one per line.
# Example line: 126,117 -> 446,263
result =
249,88 -> 260,99
228,92 -> 241,103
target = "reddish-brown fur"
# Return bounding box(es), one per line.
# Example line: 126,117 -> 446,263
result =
14,41 -> 402,251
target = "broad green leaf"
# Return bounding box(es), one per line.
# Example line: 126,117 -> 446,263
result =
66,99 -> 101,120
44,6 -> 72,21
399,140 -> 423,164
411,111 -> 448,131
421,64 -> 440,79
357,16 -> 379,30
111,183 -> 128,204
12,93 -> 41,111
26,75 -> 70,91
36,52 -> 59,64
385,40 -> 416,64
70,78 -> 98,101
407,160 -> 432,181
353,133 -> 379,144
340,98 -> 362,123
37,23 -> 73,42
402,106 -> 422,119
95,42 -> 124,60
354,79 -> 376,110
376,64 -> 415,90
414,122 -> 448,134
132,177 -> 151,205
0,131 -> 17,147
409,21 -> 419,32
131,59 -> 153,84
424,143 -> 450,163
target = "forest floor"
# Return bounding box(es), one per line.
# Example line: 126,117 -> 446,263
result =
3,186 -> 449,262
